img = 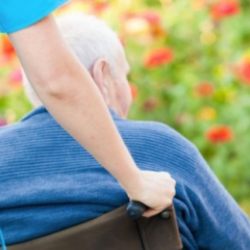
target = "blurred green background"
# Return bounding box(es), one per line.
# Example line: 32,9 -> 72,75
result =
0,0 -> 249,214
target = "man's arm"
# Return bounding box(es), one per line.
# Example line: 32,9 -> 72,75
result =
9,16 -> 175,217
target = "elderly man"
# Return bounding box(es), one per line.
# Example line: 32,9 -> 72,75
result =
0,14 -> 250,249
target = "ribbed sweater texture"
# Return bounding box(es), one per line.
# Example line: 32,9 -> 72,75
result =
0,107 -> 249,249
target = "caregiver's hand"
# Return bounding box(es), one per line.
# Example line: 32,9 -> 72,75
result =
124,170 -> 176,218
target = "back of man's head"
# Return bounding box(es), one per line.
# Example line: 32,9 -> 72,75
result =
22,13 -> 125,107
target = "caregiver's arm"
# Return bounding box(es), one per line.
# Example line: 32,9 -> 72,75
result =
9,16 -> 175,217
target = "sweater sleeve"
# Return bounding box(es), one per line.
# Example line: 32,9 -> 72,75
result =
180,153 -> 250,249
0,0 -> 69,34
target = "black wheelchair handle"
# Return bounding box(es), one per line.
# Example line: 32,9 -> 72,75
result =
126,200 -> 171,220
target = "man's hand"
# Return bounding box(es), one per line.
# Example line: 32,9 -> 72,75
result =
124,170 -> 176,218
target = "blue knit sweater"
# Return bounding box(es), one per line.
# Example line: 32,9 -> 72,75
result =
0,107 -> 249,249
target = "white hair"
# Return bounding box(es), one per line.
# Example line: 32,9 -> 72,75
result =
22,13 -> 125,107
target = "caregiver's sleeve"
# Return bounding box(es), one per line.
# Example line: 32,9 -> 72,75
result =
0,0 -> 68,34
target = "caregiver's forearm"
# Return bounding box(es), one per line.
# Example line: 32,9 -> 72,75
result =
9,16 -> 140,190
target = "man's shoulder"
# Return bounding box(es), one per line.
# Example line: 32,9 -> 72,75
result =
0,107 -> 56,140
117,118 -> 200,175
118,118 -> 199,155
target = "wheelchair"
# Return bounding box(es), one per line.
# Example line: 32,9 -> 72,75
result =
8,202 -> 183,250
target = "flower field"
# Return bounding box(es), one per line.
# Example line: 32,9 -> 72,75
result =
0,0 -> 250,214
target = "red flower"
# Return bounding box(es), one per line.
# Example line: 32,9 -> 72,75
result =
9,69 -> 22,89
206,125 -> 233,143
196,82 -> 214,97
130,84 -> 138,99
92,1 -> 109,14
140,11 -> 161,26
235,60 -> 250,85
144,48 -> 174,68
2,36 -> 15,57
0,118 -> 7,127
211,1 -> 240,20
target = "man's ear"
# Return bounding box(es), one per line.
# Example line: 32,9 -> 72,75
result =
92,58 -> 110,102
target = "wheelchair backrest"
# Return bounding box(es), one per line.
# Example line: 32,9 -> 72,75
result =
9,205 -> 183,250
